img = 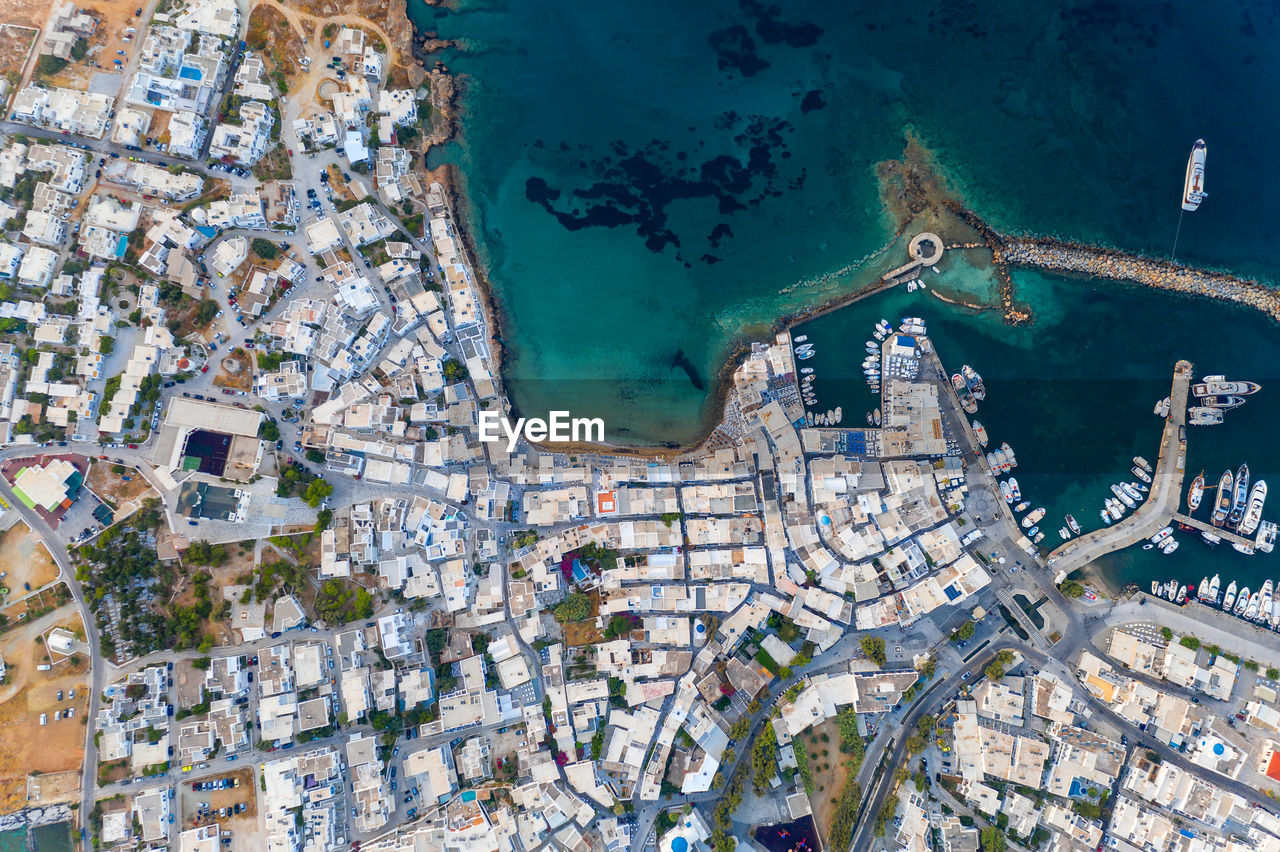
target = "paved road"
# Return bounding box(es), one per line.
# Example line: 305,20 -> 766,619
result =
0,473 -> 104,852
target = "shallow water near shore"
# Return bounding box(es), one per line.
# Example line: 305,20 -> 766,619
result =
410,0 -> 1280,446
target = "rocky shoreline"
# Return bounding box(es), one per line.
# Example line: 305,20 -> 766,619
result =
0,804 -> 72,832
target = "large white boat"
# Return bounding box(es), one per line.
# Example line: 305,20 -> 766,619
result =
1021,508 -> 1045,529
1256,580 -> 1275,623
1066,515 -> 1080,535
1132,466 -> 1151,483
1196,576 -> 1211,601
1211,469 -> 1234,527
1228,463 -> 1250,530
1134,456 -> 1152,472
1150,527 -> 1173,545
1192,375 -> 1261,397
1270,598 -> 1280,630
1239,480 -> 1268,537
1182,139 -> 1208,211
1112,483 -> 1135,508
1234,587 -> 1252,616
972,420 -> 988,448
1164,540 -> 1181,556
1208,574 -> 1220,603
1188,407 -> 1225,426
1245,589 -> 1263,621
1222,580 -> 1238,612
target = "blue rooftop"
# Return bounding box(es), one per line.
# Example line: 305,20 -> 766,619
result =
895,334 -> 914,347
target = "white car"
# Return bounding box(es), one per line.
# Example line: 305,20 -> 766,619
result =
215,310 -> 224,318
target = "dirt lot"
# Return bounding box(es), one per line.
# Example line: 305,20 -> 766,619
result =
0,521 -> 60,596
25,769 -> 80,806
0,606 -> 91,812
804,718 -> 853,847
213,350 -> 254,391
0,25 -> 38,86
86,459 -> 155,509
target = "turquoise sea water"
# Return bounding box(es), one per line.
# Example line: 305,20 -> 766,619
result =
409,0 -> 1280,445
406,0 -> 1280,589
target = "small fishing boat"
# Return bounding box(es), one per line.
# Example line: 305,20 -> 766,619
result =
1014,501 -> 1029,513
1187,471 -> 1205,513
1065,515 -> 1080,535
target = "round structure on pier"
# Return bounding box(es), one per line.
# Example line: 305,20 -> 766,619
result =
909,232 -> 944,266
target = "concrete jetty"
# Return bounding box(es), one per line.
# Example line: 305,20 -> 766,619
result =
1170,512 -> 1257,549
1048,360 -> 1193,582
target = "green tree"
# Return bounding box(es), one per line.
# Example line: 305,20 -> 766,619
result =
1160,626 -> 1173,641
1058,579 -> 1085,598
552,592 -> 592,624
251,238 -> 279,260
980,826 -> 1007,852
951,620 -> 976,642
861,635 -> 887,667
258,419 -> 281,441
304,478 -> 333,508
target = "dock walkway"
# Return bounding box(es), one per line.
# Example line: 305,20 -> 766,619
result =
1170,513 -> 1256,549
1048,360 -> 1193,581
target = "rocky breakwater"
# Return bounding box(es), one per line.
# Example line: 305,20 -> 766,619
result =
996,237 -> 1280,323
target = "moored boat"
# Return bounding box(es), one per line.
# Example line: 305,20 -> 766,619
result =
1201,531 -> 1221,547
1001,442 -> 1017,469
1196,576 -> 1210,601
1182,138 -> 1208,211
972,420 -> 988,448
1192,376 -> 1261,397
1257,580 -> 1275,623
1257,521 -> 1278,554
1222,581 -> 1238,612
961,365 -> 986,400
1014,501 -> 1029,513
1134,456 -> 1152,472
1187,471 -> 1205,513
1008,478 -> 1021,501
1151,581 -> 1160,596
1211,469 -> 1234,527
1021,507 -> 1046,528
1112,483 -> 1135,508
1200,394 -> 1246,409
1188,407 -> 1224,425
1150,527 -> 1173,544
1245,590 -> 1263,620
1059,527 -> 1072,540
1132,466 -> 1151,483
1174,580 -> 1186,598
1066,515 -> 1080,535
1235,587 -> 1252,616
1208,574 -> 1220,603
1228,463 -> 1250,529
1239,480 -> 1267,537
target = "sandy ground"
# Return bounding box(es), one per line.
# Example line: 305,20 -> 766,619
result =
0,522 -> 60,597
0,24 -> 39,84
0,605 -> 91,813
25,770 -> 81,807
804,718 -> 852,848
